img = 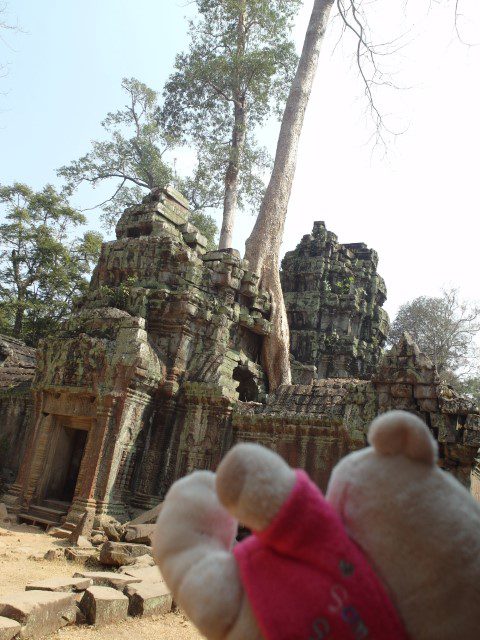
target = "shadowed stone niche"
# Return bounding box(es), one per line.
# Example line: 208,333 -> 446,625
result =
233,365 -> 259,402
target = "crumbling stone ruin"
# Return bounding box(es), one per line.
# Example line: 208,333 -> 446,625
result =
1,186 -> 479,533
234,332 -> 480,489
3,187 -> 269,530
282,221 -> 389,382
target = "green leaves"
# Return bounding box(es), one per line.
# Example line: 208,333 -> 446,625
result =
58,77 -> 174,222
162,0 -> 301,224
0,183 -> 102,346
57,77 -> 219,246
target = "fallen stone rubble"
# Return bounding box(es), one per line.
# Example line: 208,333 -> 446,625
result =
0,535 -> 172,639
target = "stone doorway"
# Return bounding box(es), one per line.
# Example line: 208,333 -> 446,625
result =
43,422 -> 89,503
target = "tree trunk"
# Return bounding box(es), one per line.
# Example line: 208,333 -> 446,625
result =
244,0 -> 334,390
218,0 -> 247,251
13,295 -> 25,337
219,103 -> 247,249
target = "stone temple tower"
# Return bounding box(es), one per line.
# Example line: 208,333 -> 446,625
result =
281,221 -> 390,381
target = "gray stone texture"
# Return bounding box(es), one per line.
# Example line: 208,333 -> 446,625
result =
123,582 -> 172,617
125,503 -> 162,526
0,590 -> 75,639
79,587 -> 128,626
124,524 -> 155,545
119,566 -> 164,583
72,572 -> 140,591
69,510 -> 95,545
0,336 -> 36,490
64,548 -> 98,564
99,542 -> 152,567
373,332 -> 480,486
281,221 -> 389,381
25,578 -> 92,593
117,555 -> 155,572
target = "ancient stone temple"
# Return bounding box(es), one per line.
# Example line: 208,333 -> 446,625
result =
1,186 -> 480,531
282,221 -> 389,381
4,187 -> 270,529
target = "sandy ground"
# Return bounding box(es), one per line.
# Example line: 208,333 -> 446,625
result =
0,523 -> 203,639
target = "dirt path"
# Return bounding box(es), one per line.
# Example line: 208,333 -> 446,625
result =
0,523 -> 203,640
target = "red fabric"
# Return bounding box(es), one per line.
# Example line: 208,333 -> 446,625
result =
234,470 -> 409,640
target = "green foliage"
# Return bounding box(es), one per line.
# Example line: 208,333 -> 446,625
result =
335,275 -> 354,295
189,210 -> 218,251
162,0 -> 301,216
324,332 -> 339,350
98,277 -> 138,312
0,183 -> 102,346
455,376 -> 480,406
58,78 -> 219,247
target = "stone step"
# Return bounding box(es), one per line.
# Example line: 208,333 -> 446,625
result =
25,577 -> 93,593
73,571 -> 141,590
119,565 -> 164,584
38,499 -> 70,513
18,502 -> 69,528
17,512 -> 59,528
29,504 -> 68,519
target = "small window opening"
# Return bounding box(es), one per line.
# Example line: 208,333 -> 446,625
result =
233,366 -> 259,402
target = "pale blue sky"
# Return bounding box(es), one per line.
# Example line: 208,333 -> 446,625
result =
0,1 -> 194,203
1,1 -> 480,320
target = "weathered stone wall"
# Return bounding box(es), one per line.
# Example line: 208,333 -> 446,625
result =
373,332 -> 480,486
282,221 -> 389,381
0,336 -> 36,486
232,378 -> 373,491
232,334 -> 480,491
6,308 -> 164,523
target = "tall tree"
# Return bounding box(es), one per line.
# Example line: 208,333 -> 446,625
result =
163,0 -> 301,250
58,78 -> 219,248
389,289 -> 480,380
244,0 -> 335,390
0,183 -> 102,346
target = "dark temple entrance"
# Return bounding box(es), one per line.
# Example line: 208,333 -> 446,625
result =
45,424 -> 88,502
233,366 -> 259,402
